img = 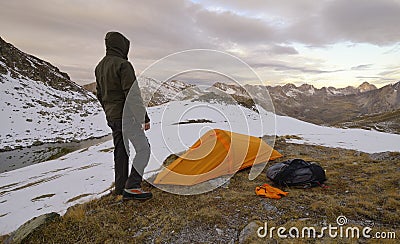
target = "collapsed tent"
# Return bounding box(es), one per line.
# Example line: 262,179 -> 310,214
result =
153,129 -> 282,185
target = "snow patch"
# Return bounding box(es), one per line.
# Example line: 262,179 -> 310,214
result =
225,88 -> 236,94
0,73 -> 110,149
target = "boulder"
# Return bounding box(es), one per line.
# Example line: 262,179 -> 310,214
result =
239,221 -> 262,244
6,212 -> 60,243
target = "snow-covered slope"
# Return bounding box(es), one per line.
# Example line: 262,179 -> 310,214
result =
0,73 -> 109,150
1,100 -> 400,235
0,37 -> 109,150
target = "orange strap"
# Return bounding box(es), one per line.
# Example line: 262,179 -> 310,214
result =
255,184 -> 288,199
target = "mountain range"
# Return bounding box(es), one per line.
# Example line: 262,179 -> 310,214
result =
84,78 -> 400,134
239,81 -> 400,133
233,81 -> 399,126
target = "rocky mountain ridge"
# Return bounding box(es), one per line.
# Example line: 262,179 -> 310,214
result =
0,37 -> 109,150
266,81 -> 377,97
218,81 -> 400,128
82,76 -> 400,133
137,76 -> 203,106
0,37 -> 82,93
84,76 -> 203,107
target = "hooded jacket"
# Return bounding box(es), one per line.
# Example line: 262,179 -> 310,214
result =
95,31 -> 149,123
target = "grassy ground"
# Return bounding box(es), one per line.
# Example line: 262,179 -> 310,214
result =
335,109 -> 400,135
18,139 -> 400,243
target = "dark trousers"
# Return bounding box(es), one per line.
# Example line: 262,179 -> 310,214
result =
107,120 -> 150,192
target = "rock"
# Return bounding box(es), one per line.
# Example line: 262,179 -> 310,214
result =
239,221 -> 261,244
6,212 -> 60,243
370,152 -> 400,161
215,228 -> 224,236
208,176 -> 230,189
32,140 -> 43,146
261,202 -> 278,213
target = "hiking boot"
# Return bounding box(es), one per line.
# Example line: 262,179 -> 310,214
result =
123,188 -> 153,200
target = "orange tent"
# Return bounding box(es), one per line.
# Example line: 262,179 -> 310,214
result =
153,129 -> 282,185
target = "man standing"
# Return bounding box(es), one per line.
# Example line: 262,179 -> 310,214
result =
95,31 -> 152,200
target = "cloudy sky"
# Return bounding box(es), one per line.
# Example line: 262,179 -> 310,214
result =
1,0 -> 399,88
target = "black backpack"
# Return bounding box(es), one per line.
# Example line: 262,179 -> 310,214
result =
266,159 -> 327,188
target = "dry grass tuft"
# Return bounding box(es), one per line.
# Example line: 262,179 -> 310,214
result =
63,204 -> 86,222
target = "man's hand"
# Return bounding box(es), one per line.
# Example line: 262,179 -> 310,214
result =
143,122 -> 150,131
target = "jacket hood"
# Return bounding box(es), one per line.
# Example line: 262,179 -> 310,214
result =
105,31 -> 130,60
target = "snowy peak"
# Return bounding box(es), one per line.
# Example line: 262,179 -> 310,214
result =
211,81 -> 383,102
357,81 -> 377,93
299,84 -> 315,95
138,77 -> 202,106
84,77 -> 203,107
221,82 -> 376,100
280,83 -> 317,96
212,82 -> 249,96
271,82 -> 377,97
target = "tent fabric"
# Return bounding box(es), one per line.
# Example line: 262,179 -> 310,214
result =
153,129 -> 283,186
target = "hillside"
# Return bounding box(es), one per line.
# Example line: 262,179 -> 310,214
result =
10,140 -> 399,243
0,37 -> 109,150
334,109 -> 400,134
